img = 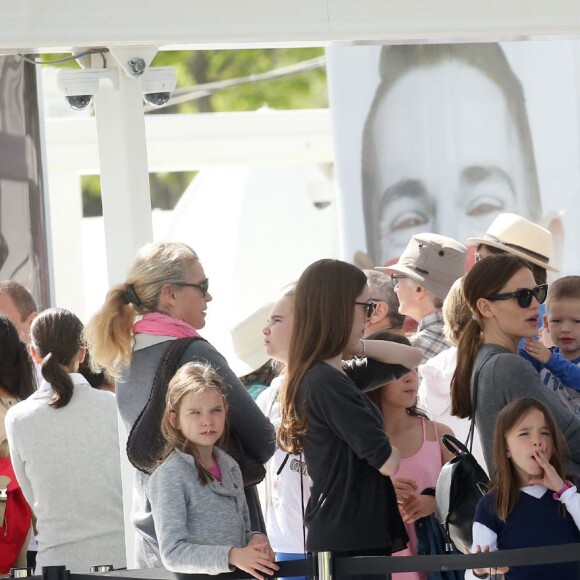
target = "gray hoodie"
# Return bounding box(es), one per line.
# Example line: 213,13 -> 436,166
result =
147,448 -> 254,574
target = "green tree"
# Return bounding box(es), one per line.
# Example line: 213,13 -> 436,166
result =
76,48 -> 328,216
151,48 -> 327,113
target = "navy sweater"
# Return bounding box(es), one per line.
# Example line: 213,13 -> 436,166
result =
475,489 -> 580,579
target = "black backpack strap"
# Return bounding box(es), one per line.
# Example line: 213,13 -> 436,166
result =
126,336 -> 205,473
465,349 -> 497,453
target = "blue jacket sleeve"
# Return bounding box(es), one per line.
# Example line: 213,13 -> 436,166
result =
519,347 -> 580,391
544,351 -> 580,392
519,348 -> 543,373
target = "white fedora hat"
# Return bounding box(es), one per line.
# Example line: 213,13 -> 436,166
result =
468,213 -> 557,272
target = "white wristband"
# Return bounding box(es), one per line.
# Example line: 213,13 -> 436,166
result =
359,338 -> 367,358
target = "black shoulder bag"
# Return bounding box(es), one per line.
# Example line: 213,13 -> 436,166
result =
126,337 -> 266,487
435,353 -> 493,553
126,337 -> 202,474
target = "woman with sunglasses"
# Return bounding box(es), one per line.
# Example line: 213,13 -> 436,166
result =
278,259 -> 422,574
85,242 -> 275,568
450,254 -> 580,477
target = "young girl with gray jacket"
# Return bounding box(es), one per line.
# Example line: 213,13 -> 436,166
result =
148,362 -> 278,579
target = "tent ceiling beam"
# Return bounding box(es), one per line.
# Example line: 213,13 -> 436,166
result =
3,0 -> 580,53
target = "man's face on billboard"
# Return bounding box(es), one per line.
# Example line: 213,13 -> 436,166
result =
363,60 -> 538,266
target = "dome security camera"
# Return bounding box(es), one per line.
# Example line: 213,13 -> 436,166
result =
57,68 -> 117,111
141,67 -> 176,108
57,64 -> 176,110
307,166 -> 336,210
65,94 -> 94,111
142,92 -> 172,107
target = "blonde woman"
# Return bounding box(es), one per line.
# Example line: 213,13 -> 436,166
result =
85,242 -> 275,568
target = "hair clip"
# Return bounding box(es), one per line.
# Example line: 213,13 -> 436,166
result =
124,283 -> 142,306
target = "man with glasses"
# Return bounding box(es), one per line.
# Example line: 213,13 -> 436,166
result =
363,270 -> 405,337
377,233 -> 467,364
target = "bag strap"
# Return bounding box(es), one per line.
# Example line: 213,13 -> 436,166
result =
441,433 -> 471,458
0,473 -> 10,525
126,336 -> 205,473
300,452 -> 307,557
276,452 -> 308,555
465,349 -> 497,453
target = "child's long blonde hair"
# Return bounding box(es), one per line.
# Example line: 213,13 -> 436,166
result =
490,397 -> 568,520
160,362 -> 228,484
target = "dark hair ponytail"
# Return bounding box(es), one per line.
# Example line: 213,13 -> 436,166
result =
0,315 -> 36,401
450,319 -> 482,418
450,254 -> 531,419
31,308 -> 84,409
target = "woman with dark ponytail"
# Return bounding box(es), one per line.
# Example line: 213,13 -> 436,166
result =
450,254 -> 580,476
5,308 -> 126,572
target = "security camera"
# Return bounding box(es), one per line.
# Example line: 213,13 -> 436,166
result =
142,92 -> 171,107
307,167 -> 336,209
141,67 -> 176,108
65,94 -> 94,111
57,68 -> 117,111
57,64 -> 176,110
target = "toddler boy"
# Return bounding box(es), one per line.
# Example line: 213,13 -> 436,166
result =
521,276 -> 580,416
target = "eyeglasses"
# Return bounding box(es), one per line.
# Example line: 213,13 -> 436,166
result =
486,284 -> 548,308
173,278 -> 210,297
390,273 -> 408,287
355,301 -> 378,318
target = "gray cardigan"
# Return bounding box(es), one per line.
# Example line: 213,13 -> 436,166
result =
117,335 -> 276,567
473,344 -> 580,475
147,448 -> 252,574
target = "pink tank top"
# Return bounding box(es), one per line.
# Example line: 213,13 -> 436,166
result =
393,419 -> 443,580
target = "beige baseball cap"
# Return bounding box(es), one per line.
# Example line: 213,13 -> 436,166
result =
376,233 -> 467,300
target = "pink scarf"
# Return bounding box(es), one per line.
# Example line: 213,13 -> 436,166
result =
133,312 -> 200,338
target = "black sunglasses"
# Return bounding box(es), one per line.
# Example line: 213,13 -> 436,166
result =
355,301 -> 378,318
173,278 -> 210,297
486,284 -> 548,308
390,273 -> 408,287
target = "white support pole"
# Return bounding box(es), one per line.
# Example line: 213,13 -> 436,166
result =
45,171 -> 85,316
92,51 -> 155,568
92,54 -> 153,288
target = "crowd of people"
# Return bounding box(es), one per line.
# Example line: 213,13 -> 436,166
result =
1,212 -> 580,580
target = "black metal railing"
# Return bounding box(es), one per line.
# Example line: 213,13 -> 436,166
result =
11,544 -> 580,580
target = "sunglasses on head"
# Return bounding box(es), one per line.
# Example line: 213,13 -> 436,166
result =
173,278 -> 210,297
355,301 -> 378,318
486,284 -> 548,308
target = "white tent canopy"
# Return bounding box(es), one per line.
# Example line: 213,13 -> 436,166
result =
3,0 -> 580,53
4,1 -> 580,569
